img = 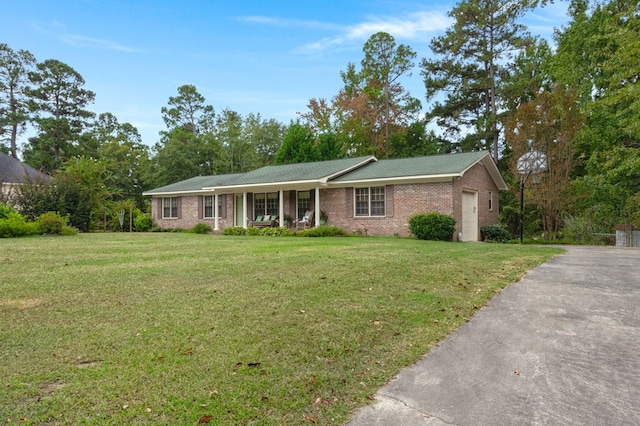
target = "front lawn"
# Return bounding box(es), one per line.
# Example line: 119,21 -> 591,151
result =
0,234 -> 562,424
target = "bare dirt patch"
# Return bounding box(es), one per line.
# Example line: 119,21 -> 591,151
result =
0,298 -> 43,309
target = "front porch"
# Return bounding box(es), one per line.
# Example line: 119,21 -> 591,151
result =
209,188 -> 323,231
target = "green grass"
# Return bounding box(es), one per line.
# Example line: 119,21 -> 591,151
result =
0,234 -> 562,425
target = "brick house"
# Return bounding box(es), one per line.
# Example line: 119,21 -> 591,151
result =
143,151 -> 507,241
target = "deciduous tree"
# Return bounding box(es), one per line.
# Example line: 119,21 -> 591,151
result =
92,112 -> 151,206
334,33 -> 420,158
275,123 -> 318,164
553,0 -> 640,227
243,113 -> 286,167
361,32 -> 419,158
504,86 -> 584,237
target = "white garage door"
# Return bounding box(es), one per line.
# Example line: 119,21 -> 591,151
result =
461,191 -> 478,242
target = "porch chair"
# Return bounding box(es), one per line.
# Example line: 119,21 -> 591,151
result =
296,210 -> 314,230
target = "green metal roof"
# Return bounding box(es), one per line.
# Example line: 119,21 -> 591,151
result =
142,173 -> 243,195
143,151 -> 507,195
333,151 -> 491,181
210,156 -> 375,188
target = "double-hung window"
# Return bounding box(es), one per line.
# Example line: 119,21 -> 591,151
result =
266,192 -> 278,216
254,193 -> 266,219
254,192 -> 279,218
162,197 -> 178,218
204,195 -> 222,218
297,191 -> 311,220
355,187 -> 385,217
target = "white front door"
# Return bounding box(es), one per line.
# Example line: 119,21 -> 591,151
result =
461,191 -> 478,242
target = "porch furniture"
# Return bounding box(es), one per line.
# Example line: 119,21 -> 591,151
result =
249,215 -> 279,227
296,211 -> 314,230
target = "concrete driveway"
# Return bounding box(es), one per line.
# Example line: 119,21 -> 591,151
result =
348,246 -> 640,425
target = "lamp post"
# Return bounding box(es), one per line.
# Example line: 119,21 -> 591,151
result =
516,150 -> 547,244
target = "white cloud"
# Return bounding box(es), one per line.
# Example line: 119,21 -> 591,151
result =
239,15 -> 342,31
296,10 -> 452,54
28,20 -> 139,53
59,34 -> 140,53
346,11 -> 451,41
240,9 -> 451,54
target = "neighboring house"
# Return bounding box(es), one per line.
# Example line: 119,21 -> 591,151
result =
143,151 -> 507,241
0,152 -> 50,205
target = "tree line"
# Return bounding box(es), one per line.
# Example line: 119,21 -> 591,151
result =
1,0 -> 638,238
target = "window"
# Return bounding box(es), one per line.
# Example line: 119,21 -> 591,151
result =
267,192 -> 278,216
204,195 -> 223,218
355,187 -> 385,217
254,193 -> 266,219
162,197 -> 178,218
488,191 -> 493,211
370,187 -> 385,216
254,192 -> 279,218
297,191 -> 311,220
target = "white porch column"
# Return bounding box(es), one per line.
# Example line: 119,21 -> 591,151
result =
213,193 -> 219,231
243,192 -> 248,229
279,189 -> 284,227
315,186 -> 321,227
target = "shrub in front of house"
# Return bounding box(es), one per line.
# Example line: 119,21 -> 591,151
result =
245,226 -> 262,236
296,225 -> 348,237
260,227 -> 295,236
191,223 -> 212,234
134,213 -> 153,232
480,224 -> 512,243
409,212 -> 456,241
223,226 -> 246,236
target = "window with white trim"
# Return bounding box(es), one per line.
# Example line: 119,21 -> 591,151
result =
488,191 -> 493,211
162,197 -> 178,218
297,191 -> 311,220
253,192 -> 279,218
204,195 -> 223,218
266,192 -> 278,216
355,187 -> 385,217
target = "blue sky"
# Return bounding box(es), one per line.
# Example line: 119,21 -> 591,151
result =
3,0 -> 569,148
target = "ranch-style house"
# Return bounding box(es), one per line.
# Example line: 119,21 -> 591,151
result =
143,150 -> 507,241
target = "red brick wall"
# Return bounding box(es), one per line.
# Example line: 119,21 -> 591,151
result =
321,181 -> 455,237
152,195 -> 234,230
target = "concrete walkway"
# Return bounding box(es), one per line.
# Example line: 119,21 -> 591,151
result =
348,246 -> 640,425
